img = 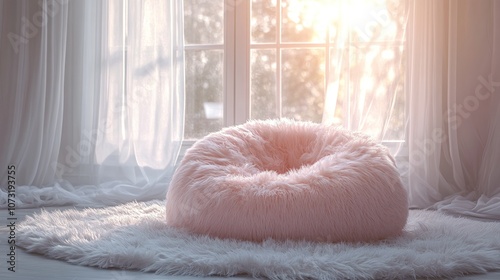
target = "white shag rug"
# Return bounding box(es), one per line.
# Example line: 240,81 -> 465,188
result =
17,200 -> 500,279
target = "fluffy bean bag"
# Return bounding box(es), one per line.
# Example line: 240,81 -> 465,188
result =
166,119 -> 408,242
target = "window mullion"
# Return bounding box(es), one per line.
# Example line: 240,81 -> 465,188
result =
276,0 -> 282,118
233,0 -> 250,125
224,1 -> 236,127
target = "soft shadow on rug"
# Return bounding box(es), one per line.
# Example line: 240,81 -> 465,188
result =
17,200 -> 500,279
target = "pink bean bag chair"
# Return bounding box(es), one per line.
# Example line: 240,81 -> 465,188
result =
166,119 -> 408,242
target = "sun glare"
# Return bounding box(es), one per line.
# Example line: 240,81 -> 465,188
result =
285,0 -> 386,41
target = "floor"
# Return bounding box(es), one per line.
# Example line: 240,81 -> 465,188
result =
1,207 -> 499,280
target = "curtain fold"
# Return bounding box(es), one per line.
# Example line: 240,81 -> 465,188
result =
1,0 -> 184,208
404,0 -> 450,205
0,0 -> 67,188
322,0 -> 410,149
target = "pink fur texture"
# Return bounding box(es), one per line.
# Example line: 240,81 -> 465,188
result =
166,119 -> 408,242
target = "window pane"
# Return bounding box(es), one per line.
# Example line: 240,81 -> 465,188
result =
251,0 -> 277,43
184,50 -> 224,139
281,0 -> 328,43
184,0 -> 224,45
250,49 -> 277,119
282,49 -> 325,122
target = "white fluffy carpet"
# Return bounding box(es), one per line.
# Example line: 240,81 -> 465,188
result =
17,200 -> 500,279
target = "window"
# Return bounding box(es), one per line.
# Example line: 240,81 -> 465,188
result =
183,0 -> 407,144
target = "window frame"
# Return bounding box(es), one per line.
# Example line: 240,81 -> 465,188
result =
180,0 -> 408,162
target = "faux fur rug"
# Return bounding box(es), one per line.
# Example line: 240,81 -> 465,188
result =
18,200 -> 500,279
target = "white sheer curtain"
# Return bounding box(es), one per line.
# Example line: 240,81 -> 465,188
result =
322,0 -> 409,148
0,0 -> 184,208
405,0 -> 500,219
322,0 -> 500,219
